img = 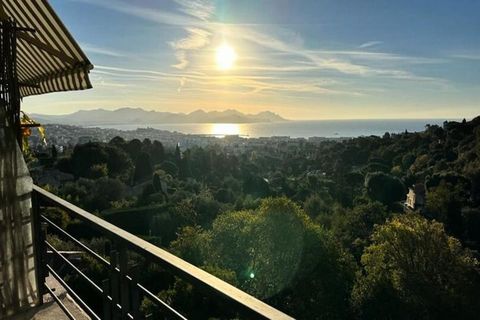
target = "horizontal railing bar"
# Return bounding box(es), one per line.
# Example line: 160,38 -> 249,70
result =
46,243 -> 134,319
41,214 -> 110,267
44,283 -> 77,320
46,264 -> 101,320
34,185 -> 294,320
47,251 -> 85,255
137,283 -> 187,320
45,240 -> 104,294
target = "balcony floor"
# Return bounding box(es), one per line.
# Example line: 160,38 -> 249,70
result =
7,275 -> 90,320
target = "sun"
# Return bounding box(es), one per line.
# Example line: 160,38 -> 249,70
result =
215,43 -> 237,70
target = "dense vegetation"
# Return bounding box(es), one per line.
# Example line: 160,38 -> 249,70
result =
35,117 -> 480,319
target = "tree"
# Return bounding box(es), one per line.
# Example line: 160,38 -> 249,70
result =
151,140 -> 165,164
109,136 -> 126,148
401,153 -> 416,170
68,142 -> 132,180
89,177 -> 127,211
365,172 -> 405,207
88,163 -> 108,179
51,144 -> 58,160
105,145 -> 132,180
425,181 -> 466,237
175,143 -> 182,164
352,214 -> 480,319
242,175 -> 270,198
207,197 -> 356,319
125,139 -> 142,159
70,142 -> 109,178
178,149 -> 192,179
160,161 -> 178,177
133,152 -> 153,183
169,226 -> 210,266
61,177 -> 127,212
332,200 -> 389,259
303,193 -> 330,218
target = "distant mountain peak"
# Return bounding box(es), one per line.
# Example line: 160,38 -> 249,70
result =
189,109 -> 207,115
32,107 -> 288,126
256,111 -> 276,115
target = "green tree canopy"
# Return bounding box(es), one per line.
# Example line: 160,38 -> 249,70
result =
365,172 -> 406,207
208,197 -> 356,319
352,213 -> 480,320
133,152 -> 153,183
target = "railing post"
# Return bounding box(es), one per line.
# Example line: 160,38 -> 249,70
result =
109,248 -> 121,320
102,279 -> 112,320
130,264 -> 141,319
31,190 -> 47,304
118,244 -> 130,319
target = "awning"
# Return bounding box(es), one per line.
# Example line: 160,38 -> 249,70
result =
0,0 -> 93,97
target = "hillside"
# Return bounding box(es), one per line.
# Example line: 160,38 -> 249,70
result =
32,116 -> 480,320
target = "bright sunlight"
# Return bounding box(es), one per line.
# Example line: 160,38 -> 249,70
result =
210,123 -> 240,136
215,43 -> 237,70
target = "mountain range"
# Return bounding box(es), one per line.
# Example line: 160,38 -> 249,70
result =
32,108 -> 287,125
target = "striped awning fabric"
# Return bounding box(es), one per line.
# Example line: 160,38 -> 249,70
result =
0,0 -> 93,97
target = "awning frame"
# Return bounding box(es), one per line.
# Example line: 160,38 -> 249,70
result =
0,0 -> 93,98
0,1 -> 93,147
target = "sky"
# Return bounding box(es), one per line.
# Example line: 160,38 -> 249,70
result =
22,0 -> 480,120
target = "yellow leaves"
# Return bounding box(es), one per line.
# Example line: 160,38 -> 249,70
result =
20,111 -> 46,153
37,126 -> 46,144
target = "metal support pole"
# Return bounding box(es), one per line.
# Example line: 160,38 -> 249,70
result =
109,249 -> 120,320
31,191 -> 46,304
103,279 -> 112,320
118,244 -> 130,319
130,264 -> 141,319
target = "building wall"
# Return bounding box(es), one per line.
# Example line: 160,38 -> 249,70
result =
406,188 -> 416,209
0,119 -> 39,317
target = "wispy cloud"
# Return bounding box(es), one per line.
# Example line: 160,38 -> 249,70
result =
80,42 -> 124,57
174,0 -> 215,21
230,26 -> 446,83
170,28 -> 211,50
170,27 -> 211,69
306,50 -> 445,64
94,64 -> 359,96
66,0 -> 199,26
450,53 -> 480,60
358,41 -> 383,49
70,0 -> 448,98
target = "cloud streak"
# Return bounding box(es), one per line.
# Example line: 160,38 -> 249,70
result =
69,0 -> 449,98
170,27 -> 212,69
80,43 -> 125,57
358,41 -> 383,49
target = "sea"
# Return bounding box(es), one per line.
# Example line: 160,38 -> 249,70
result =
95,119 -> 454,139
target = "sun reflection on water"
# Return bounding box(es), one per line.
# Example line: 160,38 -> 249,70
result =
210,123 -> 241,137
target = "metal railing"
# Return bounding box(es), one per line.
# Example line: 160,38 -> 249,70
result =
32,185 -> 294,320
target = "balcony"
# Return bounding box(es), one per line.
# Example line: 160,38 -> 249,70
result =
29,185 -> 293,320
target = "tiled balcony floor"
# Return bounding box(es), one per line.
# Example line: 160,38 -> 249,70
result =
7,275 -> 90,320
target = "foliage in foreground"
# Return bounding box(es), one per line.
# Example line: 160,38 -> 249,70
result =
352,214 -> 480,319
170,197 -> 357,319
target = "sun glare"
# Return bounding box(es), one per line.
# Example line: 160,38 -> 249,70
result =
211,123 -> 240,136
215,43 -> 237,70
